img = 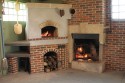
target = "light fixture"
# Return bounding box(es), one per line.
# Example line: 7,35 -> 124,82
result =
14,0 -> 22,35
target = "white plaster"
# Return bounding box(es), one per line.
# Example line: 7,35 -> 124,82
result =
25,3 -> 72,40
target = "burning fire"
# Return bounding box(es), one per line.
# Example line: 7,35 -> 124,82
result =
84,54 -> 88,58
42,31 -> 52,37
76,54 -> 88,59
76,54 -> 84,58
77,47 -> 83,52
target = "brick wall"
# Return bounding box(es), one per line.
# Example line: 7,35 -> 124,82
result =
104,0 -> 125,71
30,44 -> 69,73
66,0 -> 105,25
66,0 -> 125,71
104,28 -> 125,71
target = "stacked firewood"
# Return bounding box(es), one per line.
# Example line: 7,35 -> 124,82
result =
44,55 -> 58,72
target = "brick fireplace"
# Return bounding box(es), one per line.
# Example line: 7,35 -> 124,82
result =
7,3 -> 72,73
7,0 -> 125,74
26,3 -> 72,73
69,23 -> 105,73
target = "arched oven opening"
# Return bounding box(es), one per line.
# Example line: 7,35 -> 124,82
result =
41,26 -> 57,37
44,51 -> 58,72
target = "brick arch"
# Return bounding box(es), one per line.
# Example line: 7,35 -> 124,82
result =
41,49 -> 59,57
39,20 -> 60,29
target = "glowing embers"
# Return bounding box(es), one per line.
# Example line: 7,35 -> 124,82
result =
41,26 -> 57,37
75,46 -> 92,60
74,39 -> 99,62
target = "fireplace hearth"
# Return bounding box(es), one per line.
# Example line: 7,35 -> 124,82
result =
70,23 -> 106,73
71,33 -> 105,73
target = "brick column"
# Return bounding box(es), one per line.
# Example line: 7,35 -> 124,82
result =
30,46 -> 43,73
8,57 -> 18,73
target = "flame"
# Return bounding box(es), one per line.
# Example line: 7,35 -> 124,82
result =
76,54 -> 84,58
84,54 -> 88,58
42,31 -> 48,36
42,31 -> 52,37
77,47 -> 83,52
48,33 -> 52,36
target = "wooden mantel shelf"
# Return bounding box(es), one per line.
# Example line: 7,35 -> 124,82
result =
6,51 -> 30,57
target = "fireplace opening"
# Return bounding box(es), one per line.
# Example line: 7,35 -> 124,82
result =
44,51 -> 58,72
41,26 -> 57,37
18,57 -> 30,73
72,34 -> 99,62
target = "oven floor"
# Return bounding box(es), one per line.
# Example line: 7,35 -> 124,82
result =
0,69 -> 125,83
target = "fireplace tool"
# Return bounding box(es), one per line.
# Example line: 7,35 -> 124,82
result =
0,17 -> 8,75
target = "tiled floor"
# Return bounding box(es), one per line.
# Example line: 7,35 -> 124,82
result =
0,69 -> 125,83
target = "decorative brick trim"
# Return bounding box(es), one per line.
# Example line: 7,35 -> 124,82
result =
41,49 -> 59,56
28,37 -> 68,41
